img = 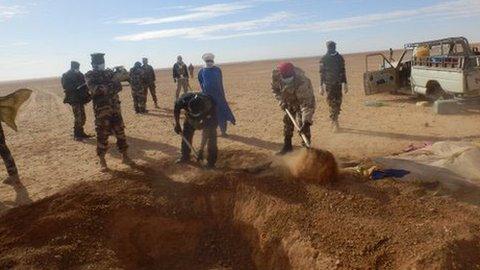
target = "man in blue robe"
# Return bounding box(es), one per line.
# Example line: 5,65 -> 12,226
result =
198,53 -> 236,137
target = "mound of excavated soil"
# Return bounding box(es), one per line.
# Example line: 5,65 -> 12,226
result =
0,161 -> 480,269
283,148 -> 338,184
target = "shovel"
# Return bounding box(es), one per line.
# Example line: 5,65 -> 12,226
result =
175,124 -> 206,166
285,108 -> 311,148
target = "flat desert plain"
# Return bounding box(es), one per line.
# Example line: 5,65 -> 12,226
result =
1,51 -> 479,204
0,51 -> 479,269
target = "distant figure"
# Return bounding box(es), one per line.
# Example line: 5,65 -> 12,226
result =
272,62 -> 315,155
130,61 -> 147,114
389,48 -> 394,61
173,55 -> 189,101
174,92 -> 218,169
142,58 -> 159,108
85,53 -> 134,171
319,41 -> 348,132
198,53 -> 236,137
188,63 -> 195,78
61,61 -> 93,141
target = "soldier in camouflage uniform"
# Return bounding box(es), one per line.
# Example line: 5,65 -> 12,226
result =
85,53 -> 134,171
62,61 -> 93,141
272,62 -> 316,155
129,62 -> 147,114
0,123 -> 18,184
142,58 -> 159,108
319,41 -> 348,132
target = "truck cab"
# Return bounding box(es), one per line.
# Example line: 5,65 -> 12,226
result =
364,37 -> 480,101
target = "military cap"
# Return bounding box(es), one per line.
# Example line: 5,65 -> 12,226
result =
90,53 -> 105,65
71,61 -> 80,69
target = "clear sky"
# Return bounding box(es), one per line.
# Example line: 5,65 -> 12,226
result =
1,0 -> 479,81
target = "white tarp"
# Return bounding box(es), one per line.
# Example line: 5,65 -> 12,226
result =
374,141 -> 480,190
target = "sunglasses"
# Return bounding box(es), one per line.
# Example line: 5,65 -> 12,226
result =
205,60 -> 214,63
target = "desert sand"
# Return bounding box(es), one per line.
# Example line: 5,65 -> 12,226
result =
0,51 -> 479,269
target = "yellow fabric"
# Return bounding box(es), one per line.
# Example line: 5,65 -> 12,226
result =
0,88 -> 33,131
414,46 -> 430,58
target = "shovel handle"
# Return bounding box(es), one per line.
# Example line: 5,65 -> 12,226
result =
285,109 -> 311,148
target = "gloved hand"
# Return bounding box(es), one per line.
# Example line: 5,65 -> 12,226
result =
174,123 -> 182,134
342,83 -> 349,94
320,84 -> 326,96
279,101 -> 287,110
300,122 -> 311,134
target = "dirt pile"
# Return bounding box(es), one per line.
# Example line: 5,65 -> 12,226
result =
0,160 -> 480,269
282,148 -> 338,184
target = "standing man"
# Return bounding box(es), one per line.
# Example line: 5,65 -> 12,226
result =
319,41 -> 348,133
174,92 -> 217,169
142,58 -> 159,109
61,61 -> 92,141
272,62 -> 316,155
173,55 -> 189,100
85,53 -> 133,171
198,53 -> 236,137
188,63 -> 195,78
130,62 -> 147,114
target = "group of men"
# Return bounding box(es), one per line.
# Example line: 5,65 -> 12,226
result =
1,41 -> 347,181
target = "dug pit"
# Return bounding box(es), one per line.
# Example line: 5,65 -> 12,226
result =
1,153 -> 480,269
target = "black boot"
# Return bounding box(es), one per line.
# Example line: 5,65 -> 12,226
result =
276,136 -> 293,155
74,128 -> 83,141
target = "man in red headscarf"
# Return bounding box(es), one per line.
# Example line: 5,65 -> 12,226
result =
272,62 -> 316,155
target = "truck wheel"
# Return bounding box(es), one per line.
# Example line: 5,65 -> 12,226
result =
426,82 -> 448,101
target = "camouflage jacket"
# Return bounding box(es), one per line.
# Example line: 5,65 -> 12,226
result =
272,67 -> 316,123
85,69 -> 123,118
129,67 -> 145,89
319,52 -> 347,85
142,64 -> 156,83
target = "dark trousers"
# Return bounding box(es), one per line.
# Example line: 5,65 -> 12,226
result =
283,109 -> 311,142
181,122 -> 217,166
0,123 -> 18,176
326,84 -> 343,122
144,82 -> 158,104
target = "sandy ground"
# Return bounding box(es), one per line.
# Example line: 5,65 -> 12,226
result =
0,50 -> 479,211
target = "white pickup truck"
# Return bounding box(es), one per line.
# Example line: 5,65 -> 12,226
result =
364,37 -> 480,102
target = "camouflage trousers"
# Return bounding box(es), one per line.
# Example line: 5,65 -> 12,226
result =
71,104 -> 86,131
95,114 -> 128,157
175,78 -> 189,100
131,86 -> 147,113
144,82 -> 158,104
0,123 -> 18,176
283,109 -> 311,141
326,84 -> 343,122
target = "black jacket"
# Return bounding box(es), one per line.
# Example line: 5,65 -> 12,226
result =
319,52 -> 347,85
143,64 -> 156,83
61,70 -> 91,105
173,62 -> 189,80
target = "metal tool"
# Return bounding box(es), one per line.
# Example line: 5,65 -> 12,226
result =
285,108 -> 311,148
